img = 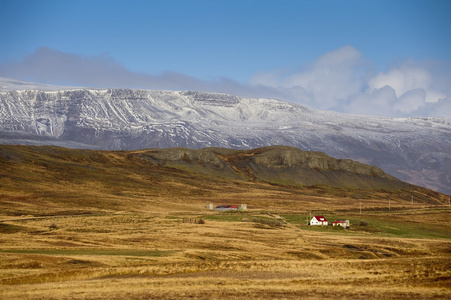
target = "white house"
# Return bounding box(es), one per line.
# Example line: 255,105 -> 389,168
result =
332,219 -> 350,228
309,216 -> 328,226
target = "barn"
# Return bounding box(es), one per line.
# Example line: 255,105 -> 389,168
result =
214,205 -> 240,211
309,216 -> 328,226
332,220 -> 350,228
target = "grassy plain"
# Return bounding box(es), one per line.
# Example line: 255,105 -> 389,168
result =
0,145 -> 450,299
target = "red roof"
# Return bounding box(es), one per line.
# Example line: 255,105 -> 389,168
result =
314,216 -> 327,222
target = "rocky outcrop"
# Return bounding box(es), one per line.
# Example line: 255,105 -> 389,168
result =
249,146 -> 386,176
135,146 -> 406,190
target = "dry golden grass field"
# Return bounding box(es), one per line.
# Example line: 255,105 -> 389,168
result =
0,145 -> 450,299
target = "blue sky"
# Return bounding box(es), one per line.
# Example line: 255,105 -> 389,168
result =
1,0 -> 450,117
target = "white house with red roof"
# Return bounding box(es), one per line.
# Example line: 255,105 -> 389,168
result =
309,216 -> 328,226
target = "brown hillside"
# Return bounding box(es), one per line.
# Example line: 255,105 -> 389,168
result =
0,145 -> 447,216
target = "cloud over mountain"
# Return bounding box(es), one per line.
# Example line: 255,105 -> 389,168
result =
250,46 -> 451,118
1,46 -> 450,118
0,47 -> 205,91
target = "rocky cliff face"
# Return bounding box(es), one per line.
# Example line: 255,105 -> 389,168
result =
0,88 -> 450,194
134,146 -> 407,191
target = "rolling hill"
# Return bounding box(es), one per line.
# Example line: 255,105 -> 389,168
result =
0,145 -> 446,217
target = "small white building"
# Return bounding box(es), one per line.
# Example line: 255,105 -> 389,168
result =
309,216 -> 328,226
333,220 -> 350,228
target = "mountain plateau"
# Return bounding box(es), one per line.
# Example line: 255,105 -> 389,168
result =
0,79 -> 450,194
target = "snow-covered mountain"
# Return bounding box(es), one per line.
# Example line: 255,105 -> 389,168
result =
0,81 -> 450,194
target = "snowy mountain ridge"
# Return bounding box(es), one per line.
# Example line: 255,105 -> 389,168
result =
0,84 -> 450,194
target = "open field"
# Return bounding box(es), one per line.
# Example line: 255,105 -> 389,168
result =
0,145 -> 450,299
1,207 -> 450,299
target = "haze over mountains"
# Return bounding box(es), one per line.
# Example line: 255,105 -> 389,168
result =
0,78 -> 450,195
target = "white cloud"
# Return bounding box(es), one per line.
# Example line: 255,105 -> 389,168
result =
368,67 -> 429,97
395,88 -> 426,114
344,86 -> 399,117
423,98 -> 451,118
249,46 -> 451,118
0,47 -> 208,90
250,45 -> 369,110
367,63 -> 446,104
249,70 -> 282,88
1,46 -> 450,118
358,62 -> 449,116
